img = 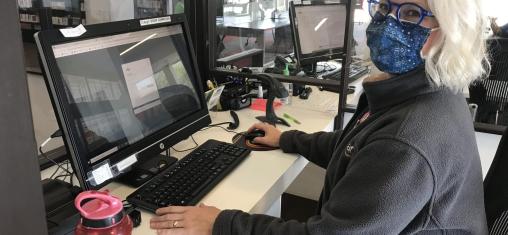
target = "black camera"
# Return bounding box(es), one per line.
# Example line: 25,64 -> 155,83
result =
219,83 -> 252,110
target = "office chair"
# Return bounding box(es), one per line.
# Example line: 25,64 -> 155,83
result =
484,127 -> 508,234
469,38 -> 508,126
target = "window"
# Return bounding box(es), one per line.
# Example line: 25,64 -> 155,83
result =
486,0 -> 508,25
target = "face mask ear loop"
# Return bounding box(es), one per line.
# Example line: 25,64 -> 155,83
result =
420,27 -> 440,59
420,50 -> 427,60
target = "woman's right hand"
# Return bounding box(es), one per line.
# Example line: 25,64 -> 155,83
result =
247,123 -> 282,147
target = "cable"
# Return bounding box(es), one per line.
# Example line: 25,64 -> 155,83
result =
200,125 -> 243,135
49,163 -> 60,179
54,172 -> 71,181
53,160 -> 75,184
50,160 -> 72,179
40,129 -> 73,180
171,146 -> 196,153
70,163 -> 74,185
190,135 -> 198,145
62,160 -> 74,185
64,161 -> 72,182
40,146 -> 72,178
62,162 -> 70,182
169,122 -> 246,153
50,130 -> 62,138
171,135 -> 199,153
207,122 -> 233,127
170,123 -> 245,153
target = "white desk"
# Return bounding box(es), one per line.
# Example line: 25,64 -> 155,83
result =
40,86 -> 364,234
39,75 -> 501,234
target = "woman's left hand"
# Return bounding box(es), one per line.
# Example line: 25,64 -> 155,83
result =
150,203 -> 221,235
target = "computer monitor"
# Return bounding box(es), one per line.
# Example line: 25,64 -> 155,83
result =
289,2 -> 347,69
35,15 -> 211,190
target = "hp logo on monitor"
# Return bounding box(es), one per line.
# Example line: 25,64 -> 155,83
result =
159,143 -> 165,150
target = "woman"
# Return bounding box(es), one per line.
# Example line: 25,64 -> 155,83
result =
150,0 -> 490,234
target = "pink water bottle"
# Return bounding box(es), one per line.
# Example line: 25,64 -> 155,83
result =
74,190 -> 133,235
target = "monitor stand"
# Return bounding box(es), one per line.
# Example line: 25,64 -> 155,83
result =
116,153 -> 177,188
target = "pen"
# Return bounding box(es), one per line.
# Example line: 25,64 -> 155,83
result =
283,113 -> 301,124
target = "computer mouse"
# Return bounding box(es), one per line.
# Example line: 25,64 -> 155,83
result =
244,129 -> 265,142
232,130 -> 277,151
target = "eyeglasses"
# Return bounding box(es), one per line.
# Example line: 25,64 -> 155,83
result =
367,0 -> 434,26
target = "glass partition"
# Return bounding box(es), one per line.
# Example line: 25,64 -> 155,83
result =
85,0 -> 185,24
215,0 -> 292,68
20,0 -> 186,73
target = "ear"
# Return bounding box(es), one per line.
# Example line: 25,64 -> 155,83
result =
421,29 -> 441,58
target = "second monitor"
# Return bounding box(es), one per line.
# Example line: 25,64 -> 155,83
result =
289,2 -> 348,73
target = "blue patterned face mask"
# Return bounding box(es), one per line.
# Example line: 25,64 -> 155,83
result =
366,15 -> 431,74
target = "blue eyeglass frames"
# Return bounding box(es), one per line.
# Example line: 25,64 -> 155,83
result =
367,0 -> 435,26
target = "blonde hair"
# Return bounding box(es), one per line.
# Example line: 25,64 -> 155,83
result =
425,0 -> 490,92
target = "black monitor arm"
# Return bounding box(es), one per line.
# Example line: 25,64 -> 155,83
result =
253,74 -> 290,127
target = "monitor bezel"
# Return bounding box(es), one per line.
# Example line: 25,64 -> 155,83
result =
289,1 -> 347,66
35,14 -> 211,190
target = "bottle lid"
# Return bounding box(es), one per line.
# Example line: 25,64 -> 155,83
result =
75,190 -> 125,228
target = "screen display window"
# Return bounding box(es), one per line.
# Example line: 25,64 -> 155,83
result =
295,4 -> 347,54
52,25 -> 202,163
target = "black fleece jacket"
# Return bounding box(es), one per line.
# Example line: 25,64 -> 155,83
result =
212,67 -> 488,234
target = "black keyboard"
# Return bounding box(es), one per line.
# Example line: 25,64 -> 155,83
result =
127,139 -> 250,212
322,64 -> 369,82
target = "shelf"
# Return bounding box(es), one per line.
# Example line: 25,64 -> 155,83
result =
18,0 -> 86,43
19,8 -> 38,14
20,20 -> 40,24
19,8 -> 83,16
134,0 -> 169,19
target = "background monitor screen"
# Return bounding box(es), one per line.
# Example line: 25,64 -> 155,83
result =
291,3 -> 347,64
51,25 -> 202,165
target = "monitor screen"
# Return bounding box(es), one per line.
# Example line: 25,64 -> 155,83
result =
291,3 -> 347,65
40,21 -> 210,189
51,25 -> 202,164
